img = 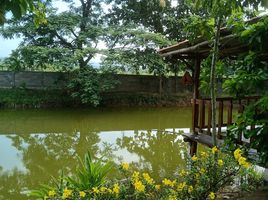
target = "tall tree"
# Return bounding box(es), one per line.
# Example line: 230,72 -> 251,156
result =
1,0 -> 108,69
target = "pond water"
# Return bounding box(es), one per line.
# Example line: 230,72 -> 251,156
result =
0,107 -> 196,199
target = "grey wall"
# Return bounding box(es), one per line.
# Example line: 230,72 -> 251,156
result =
0,71 -> 192,94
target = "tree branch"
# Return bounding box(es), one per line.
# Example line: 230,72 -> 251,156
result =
70,28 -> 78,38
54,31 -> 74,49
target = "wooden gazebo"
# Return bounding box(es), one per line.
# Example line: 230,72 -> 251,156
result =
158,16 -> 267,155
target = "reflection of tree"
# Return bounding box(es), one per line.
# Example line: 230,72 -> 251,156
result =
116,130 -> 187,180
4,131 -> 101,199
0,168 -> 28,200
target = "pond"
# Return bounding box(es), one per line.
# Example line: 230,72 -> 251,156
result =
0,107 -> 197,199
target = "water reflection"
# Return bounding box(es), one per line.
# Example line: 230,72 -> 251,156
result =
0,129 -> 189,199
116,130 -> 187,179
0,108 -> 192,199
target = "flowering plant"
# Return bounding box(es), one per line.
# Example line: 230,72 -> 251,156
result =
30,148 -> 262,200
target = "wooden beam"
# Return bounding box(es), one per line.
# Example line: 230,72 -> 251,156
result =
182,132 -> 224,148
160,34 -> 236,57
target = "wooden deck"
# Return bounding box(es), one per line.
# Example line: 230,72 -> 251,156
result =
183,96 -> 260,153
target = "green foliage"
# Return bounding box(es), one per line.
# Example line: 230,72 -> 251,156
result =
222,52 -> 268,97
226,94 -> 268,167
100,0 -> 192,75
1,0 -> 107,69
240,16 -> 268,52
29,151 -> 113,199
30,148 -> 262,200
0,88 -> 72,108
221,15 -> 268,166
0,0 -> 47,25
67,68 -> 118,106
66,152 -> 113,191
1,46 -> 78,71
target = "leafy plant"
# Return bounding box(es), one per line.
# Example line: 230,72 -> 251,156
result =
66,151 -> 113,191
67,68 -> 118,106
226,94 -> 268,167
31,148 -> 262,200
29,151 -> 113,199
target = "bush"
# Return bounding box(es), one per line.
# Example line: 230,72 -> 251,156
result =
226,94 -> 268,167
67,68 -> 118,107
30,148 -> 262,200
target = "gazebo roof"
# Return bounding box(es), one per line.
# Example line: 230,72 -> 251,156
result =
158,16 -> 267,60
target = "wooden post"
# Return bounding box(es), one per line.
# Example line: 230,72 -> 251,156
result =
190,57 -> 201,156
207,101 -> 212,135
218,100 -> 223,139
200,100 -> 205,131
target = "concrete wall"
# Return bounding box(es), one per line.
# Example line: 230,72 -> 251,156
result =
0,71 -> 68,89
0,71 -> 192,94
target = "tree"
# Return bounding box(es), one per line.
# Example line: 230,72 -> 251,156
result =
1,0 -> 122,106
0,0 -> 46,25
190,0 -> 264,146
101,0 -> 193,94
1,0 -> 109,69
223,16 -> 268,166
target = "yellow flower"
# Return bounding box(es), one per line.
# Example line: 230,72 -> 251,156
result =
48,190 -> 56,197
242,161 -> 250,168
79,191 -> 86,198
209,192 -> 216,200
132,171 -> 140,182
238,156 -> 246,165
168,195 -> 177,200
200,168 -> 206,174
121,162 -> 129,171
162,178 -> 176,187
177,182 -> 186,192
218,159 -> 224,167
92,187 -> 100,194
113,183 -> 120,195
234,148 -> 242,160
134,180 -> 145,192
192,155 -> 198,161
238,156 -> 250,168
179,169 -> 187,176
100,186 -> 107,193
201,151 -> 208,157
188,185 -> 193,193
155,185 -> 161,190
142,173 -> 154,184
62,188 -> 72,199
212,146 -> 218,154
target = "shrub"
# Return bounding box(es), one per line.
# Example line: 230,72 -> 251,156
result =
30,148 -> 262,200
67,68 -> 118,106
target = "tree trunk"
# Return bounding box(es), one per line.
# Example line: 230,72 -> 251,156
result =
210,17 -> 222,147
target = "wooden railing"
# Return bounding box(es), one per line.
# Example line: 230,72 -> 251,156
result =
191,96 -> 260,141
